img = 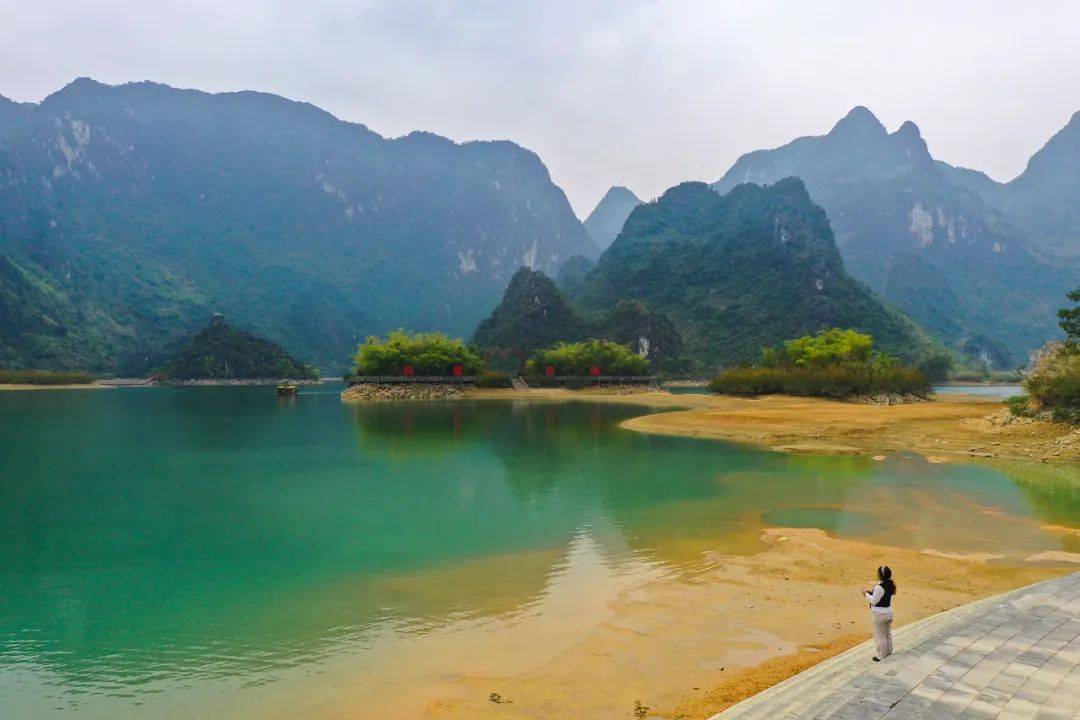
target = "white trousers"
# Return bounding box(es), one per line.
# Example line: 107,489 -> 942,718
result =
871,612 -> 894,658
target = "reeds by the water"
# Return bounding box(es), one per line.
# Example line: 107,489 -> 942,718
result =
0,370 -> 96,385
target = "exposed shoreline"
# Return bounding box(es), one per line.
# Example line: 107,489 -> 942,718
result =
0,382 -> 109,391
376,388 -> 1078,717
465,388 -> 1080,465
395,528 -> 1074,720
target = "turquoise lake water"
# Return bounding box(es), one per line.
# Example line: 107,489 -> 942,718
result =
1,385 -> 1076,718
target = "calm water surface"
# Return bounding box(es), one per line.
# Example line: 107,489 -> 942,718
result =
935,384 -> 1022,398
1,385 -> 1076,718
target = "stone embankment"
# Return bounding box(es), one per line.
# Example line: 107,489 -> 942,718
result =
341,383 -> 470,401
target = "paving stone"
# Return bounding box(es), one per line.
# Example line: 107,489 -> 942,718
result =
711,572 -> 1080,720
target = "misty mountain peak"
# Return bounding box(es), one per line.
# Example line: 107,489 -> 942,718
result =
829,105 -> 887,137
894,120 -> 922,139
583,184 -> 642,251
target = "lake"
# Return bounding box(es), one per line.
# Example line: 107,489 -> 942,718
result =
1,385 -> 1077,718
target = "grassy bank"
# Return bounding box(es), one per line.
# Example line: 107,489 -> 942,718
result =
0,370 -> 96,385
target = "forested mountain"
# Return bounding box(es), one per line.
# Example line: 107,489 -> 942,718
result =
713,107 -> 1076,367
472,267 -> 685,370
554,254 -> 595,296
571,179 -> 936,367
153,315 -> 319,381
472,268 -> 590,353
0,78 -> 596,372
582,185 -> 641,250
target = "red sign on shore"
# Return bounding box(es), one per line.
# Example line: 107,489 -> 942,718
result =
589,365 -> 601,377
545,365 -> 555,377
452,364 -> 463,376
403,364 -> 414,377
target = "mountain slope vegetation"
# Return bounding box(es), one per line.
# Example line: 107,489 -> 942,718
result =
572,179 -> 936,367
713,107 -> 1076,367
472,267 -> 686,370
0,78 -> 596,373
154,316 -> 318,381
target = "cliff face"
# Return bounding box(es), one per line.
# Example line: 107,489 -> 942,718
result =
0,78 -> 596,372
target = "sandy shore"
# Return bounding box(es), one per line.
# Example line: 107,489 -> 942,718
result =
468,388 -> 1080,465
403,528 -> 1065,720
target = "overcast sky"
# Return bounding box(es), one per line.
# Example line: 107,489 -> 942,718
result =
4,1 -> 1080,215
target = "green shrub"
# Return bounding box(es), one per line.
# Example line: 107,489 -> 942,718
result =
709,329 -> 930,399
525,339 -> 649,377
1023,342 -> 1080,422
474,372 -> 513,389
783,328 -> 874,367
354,330 -> 483,376
1004,394 -> 1033,417
0,369 -> 96,385
709,365 -> 929,399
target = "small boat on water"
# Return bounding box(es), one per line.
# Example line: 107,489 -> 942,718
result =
276,382 -> 298,396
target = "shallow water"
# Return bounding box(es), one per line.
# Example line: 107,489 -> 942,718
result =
934,384 -> 1022,398
0,385 -> 1076,718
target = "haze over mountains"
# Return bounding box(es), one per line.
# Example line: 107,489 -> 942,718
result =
0,78 -> 595,372
1,78 -> 1077,374
713,106 -> 1079,367
582,186 -> 641,251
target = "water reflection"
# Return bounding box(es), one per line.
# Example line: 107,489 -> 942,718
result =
0,388 -> 1077,716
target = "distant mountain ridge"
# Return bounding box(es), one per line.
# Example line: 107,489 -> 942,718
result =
582,185 -> 641,250
570,178 -> 936,367
0,78 -> 597,372
940,111 -> 1080,258
713,106 -> 1077,366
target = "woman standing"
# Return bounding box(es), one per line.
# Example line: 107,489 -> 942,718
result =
863,566 -> 896,661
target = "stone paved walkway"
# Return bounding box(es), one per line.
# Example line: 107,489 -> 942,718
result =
711,572 -> 1080,720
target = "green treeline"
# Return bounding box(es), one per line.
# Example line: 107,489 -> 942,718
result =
0,369 -> 96,385
351,330 -> 484,377
526,340 -> 650,377
709,328 -> 930,398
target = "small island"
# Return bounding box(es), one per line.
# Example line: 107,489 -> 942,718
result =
153,314 -> 320,384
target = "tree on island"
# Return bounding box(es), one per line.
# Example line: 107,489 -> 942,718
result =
352,330 -> 483,377
710,328 -> 930,398
526,340 -> 650,377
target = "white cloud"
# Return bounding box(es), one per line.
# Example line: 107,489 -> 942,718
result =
4,1 -> 1080,215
